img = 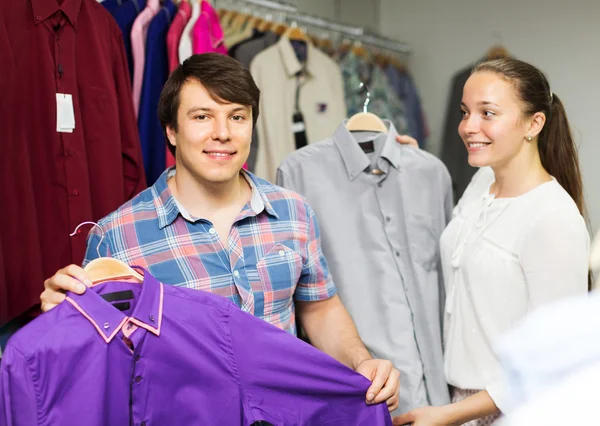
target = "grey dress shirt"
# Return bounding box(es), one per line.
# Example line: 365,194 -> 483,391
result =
277,121 -> 452,414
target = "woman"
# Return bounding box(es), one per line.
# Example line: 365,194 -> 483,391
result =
394,58 -> 590,425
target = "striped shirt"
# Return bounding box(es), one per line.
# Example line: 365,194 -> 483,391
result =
83,168 -> 336,334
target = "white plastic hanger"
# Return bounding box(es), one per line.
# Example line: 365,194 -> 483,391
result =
346,82 -> 388,133
70,222 -> 143,284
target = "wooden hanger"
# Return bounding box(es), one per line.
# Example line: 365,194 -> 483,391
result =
231,13 -> 251,30
256,19 -> 273,32
220,10 -> 238,29
486,44 -> 509,59
246,16 -> 265,30
283,24 -> 311,43
346,83 -> 388,133
271,22 -> 288,36
84,258 -> 144,285
71,222 -> 143,285
352,41 -> 368,58
374,49 -> 389,68
318,38 -> 333,51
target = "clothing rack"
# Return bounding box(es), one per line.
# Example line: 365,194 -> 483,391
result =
214,0 -> 411,55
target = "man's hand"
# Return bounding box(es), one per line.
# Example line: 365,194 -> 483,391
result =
40,265 -> 91,312
355,359 -> 400,412
395,134 -> 419,148
392,406 -> 455,426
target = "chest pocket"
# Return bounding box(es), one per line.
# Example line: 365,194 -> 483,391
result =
407,213 -> 438,271
257,243 -> 303,316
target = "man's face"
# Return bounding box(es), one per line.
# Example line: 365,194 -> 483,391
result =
166,79 -> 252,186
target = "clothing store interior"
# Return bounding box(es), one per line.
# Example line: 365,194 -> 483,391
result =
1,0 -> 599,424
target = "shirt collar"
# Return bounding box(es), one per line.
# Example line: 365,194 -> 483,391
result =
333,120 -> 402,180
153,167 -> 278,229
277,37 -> 318,77
31,0 -> 83,28
242,170 -> 279,219
65,268 -> 164,343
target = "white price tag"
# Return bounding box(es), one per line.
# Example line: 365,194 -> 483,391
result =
56,93 -> 75,133
291,121 -> 305,133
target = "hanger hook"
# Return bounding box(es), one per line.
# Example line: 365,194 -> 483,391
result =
70,221 -> 104,258
358,82 -> 371,113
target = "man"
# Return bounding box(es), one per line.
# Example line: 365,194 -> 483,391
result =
41,53 -> 400,411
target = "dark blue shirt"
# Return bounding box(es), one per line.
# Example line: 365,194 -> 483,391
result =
138,0 -> 176,185
111,0 -> 146,81
100,0 -> 124,15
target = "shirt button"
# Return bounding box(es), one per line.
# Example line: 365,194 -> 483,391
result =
36,16 -> 41,21
127,323 -> 133,330
233,270 -> 240,278
385,216 -> 391,222
134,355 -> 141,363
103,322 -> 110,329
209,228 -> 216,235
377,182 -> 383,188
395,251 -> 400,257
134,376 -> 143,383
149,315 -> 155,323
141,422 -> 147,426
72,189 -> 79,196
278,250 -> 285,257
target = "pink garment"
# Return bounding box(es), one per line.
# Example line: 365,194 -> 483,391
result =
167,0 -> 191,73
165,0 -> 192,169
191,0 -> 227,54
130,0 -> 161,117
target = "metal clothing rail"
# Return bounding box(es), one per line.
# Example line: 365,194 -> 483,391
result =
215,0 -> 411,54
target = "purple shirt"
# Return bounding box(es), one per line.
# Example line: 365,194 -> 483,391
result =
0,270 -> 391,425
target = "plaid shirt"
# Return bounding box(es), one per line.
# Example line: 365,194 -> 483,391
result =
83,168 -> 336,334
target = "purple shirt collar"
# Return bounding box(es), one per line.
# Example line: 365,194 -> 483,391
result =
65,268 -> 163,343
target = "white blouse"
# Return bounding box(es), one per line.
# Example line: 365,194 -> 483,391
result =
440,167 -> 589,411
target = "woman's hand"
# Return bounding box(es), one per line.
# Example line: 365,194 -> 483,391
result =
395,134 -> 419,148
392,406 -> 456,426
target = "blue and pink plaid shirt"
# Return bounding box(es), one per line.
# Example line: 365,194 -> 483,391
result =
83,168 -> 336,334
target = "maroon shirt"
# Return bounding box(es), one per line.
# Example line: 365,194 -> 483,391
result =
0,0 -> 146,324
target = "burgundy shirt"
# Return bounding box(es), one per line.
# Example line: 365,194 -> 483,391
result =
0,0 -> 146,324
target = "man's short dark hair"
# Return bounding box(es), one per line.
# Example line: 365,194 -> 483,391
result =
158,53 -> 260,157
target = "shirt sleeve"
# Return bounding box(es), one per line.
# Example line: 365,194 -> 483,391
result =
227,304 -> 392,425
486,379 -> 508,413
294,202 -> 337,302
518,207 -> 589,311
112,28 -> 146,200
0,346 -> 38,426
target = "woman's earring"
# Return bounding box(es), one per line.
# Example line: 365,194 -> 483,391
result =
525,135 -> 533,141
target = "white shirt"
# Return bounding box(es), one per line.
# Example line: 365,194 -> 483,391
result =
250,37 -> 346,183
440,166 -> 589,411
591,231 -> 600,289
178,0 -> 200,64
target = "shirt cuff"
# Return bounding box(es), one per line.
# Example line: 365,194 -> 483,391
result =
486,379 -> 508,413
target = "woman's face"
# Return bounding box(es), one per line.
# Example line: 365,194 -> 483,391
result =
459,71 -> 530,169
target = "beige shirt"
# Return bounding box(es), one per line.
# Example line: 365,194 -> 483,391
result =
250,37 -> 346,183
441,167 -> 589,411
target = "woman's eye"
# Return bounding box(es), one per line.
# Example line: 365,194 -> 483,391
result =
195,115 -> 207,120
483,111 -> 496,118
